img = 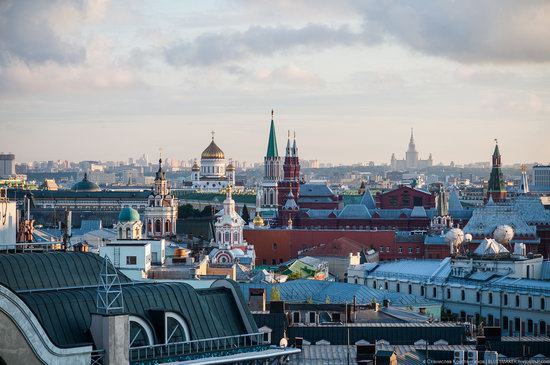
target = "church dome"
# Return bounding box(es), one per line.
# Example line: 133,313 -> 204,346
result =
226,163 -> 235,171
118,207 -> 140,223
201,138 -> 225,160
253,213 -> 264,227
192,161 -> 200,171
72,173 -> 100,192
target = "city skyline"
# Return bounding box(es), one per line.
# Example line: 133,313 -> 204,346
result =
1,1 -> 549,164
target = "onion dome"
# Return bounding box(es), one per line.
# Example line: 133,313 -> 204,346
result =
118,207 -> 140,223
192,161 -> 200,171
253,213 -> 264,227
72,173 -> 101,192
226,162 -> 235,171
201,135 -> 225,160
155,158 -> 166,181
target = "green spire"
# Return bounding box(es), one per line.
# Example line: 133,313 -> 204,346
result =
266,110 -> 279,158
493,143 -> 500,158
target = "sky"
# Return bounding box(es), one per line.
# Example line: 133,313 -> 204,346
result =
0,0 -> 549,166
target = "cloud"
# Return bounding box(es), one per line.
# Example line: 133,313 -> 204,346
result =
256,64 -> 325,88
165,23 -> 366,66
355,0 -> 550,63
0,1 -> 86,65
164,1 -> 550,67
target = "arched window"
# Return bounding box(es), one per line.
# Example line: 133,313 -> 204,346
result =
126,227 -> 131,239
165,220 -> 171,233
155,220 -> 161,233
129,316 -> 154,348
165,312 -> 190,344
233,231 -> 239,243
224,231 -> 230,243
119,227 -> 123,238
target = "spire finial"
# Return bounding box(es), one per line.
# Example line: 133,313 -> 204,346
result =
288,130 -> 290,138
271,109 -> 274,120
495,138 -> 498,145
293,131 -> 296,139
211,130 -> 215,141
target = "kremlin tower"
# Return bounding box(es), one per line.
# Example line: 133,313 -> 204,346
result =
486,140 -> 507,203
261,110 -> 283,215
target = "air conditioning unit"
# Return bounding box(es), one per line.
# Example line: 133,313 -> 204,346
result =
484,351 -> 498,365
467,350 -> 478,365
453,350 -> 464,365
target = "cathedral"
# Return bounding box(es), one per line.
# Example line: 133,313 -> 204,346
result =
390,129 -> 433,171
191,132 -> 237,192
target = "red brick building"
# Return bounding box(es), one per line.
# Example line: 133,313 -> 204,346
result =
243,228 -> 395,266
376,186 -> 436,209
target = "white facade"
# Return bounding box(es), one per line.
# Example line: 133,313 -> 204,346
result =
190,135 -> 237,192
209,186 -> 256,267
0,194 -> 17,249
100,242 -> 152,280
145,159 -> 178,238
351,255 -> 550,336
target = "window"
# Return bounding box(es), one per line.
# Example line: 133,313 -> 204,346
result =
516,295 -> 520,307
447,289 -> 451,299
541,298 -> 545,310
126,227 -> 131,238
389,196 -> 398,207
165,313 -> 190,344
416,247 -> 420,254
461,290 -> 465,301
272,243 -> 277,250
386,246 -> 390,252
504,294 -> 508,306
489,293 -> 493,304
528,319 -> 533,333
528,297 -> 533,308
373,280 -> 377,289
413,196 -> 423,206
271,259 -> 276,265
292,312 -> 300,323
399,247 -> 403,254
503,316 -> 509,330
155,219 -> 161,233
262,259 -> 267,265
309,312 -> 316,323
433,287 -> 437,298
515,318 -> 520,332
408,285 -> 412,294
384,282 -> 388,290
397,283 -> 400,292
541,321 -> 547,335
126,256 -> 137,265
488,314 -> 494,326
476,291 -> 480,303
421,286 -> 425,296
408,247 -> 413,254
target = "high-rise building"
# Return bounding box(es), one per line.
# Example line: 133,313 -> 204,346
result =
533,165 -> 550,190
390,130 -> 433,170
0,153 -> 15,178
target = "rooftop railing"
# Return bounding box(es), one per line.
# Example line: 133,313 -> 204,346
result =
129,332 -> 264,362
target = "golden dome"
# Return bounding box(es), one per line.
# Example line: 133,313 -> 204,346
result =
226,163 -> 235,171
253,213 -> 264,227
201,138 -> 225,160
192,161 -> 200,171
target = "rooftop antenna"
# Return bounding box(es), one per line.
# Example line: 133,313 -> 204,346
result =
96,255 -> 124,315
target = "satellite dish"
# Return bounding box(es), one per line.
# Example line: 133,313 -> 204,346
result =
279,337 -> 288,348
464,234 -> 473,243
493,225 -> 514,245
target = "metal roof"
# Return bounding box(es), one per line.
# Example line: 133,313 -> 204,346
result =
239,280 -> 438,307
19,282 -> 251,348
0,252 -> 132,292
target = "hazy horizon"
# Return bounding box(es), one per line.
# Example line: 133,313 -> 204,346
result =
1,1 -> 549,165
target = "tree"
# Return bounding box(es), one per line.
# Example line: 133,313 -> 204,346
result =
241,204 -> 250,224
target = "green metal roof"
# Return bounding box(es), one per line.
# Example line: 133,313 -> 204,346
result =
118,207 -> 140,222
0,253 -> 256,349
266,119 -> 279,158
71,173 -> 101,192
19,282 -> 249,347
0,252 -> 132,291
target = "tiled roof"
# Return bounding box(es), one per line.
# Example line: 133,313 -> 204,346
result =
299,183 -> 336,197
338,204 -> 372,219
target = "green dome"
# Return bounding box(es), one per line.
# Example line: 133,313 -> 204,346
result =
72,173 -> 101,192
118,207 -> 140,223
